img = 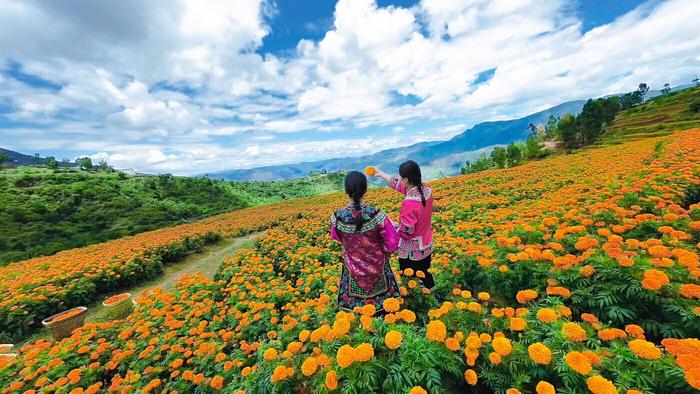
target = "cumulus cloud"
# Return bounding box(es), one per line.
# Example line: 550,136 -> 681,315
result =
0,0 -> 699,174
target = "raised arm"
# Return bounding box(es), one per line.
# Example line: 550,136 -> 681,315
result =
374,168 -> 393,184
373,168 -> 406,194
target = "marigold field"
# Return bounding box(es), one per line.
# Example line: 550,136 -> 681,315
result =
1,129 -> 700,393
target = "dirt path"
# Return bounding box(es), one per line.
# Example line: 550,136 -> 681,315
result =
22,232 -> 263,344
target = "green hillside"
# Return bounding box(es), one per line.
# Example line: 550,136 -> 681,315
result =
0,167 -> 344,265
599,85 -> 700,144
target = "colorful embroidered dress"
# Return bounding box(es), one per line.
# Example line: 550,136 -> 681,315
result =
329,203 -> 401,311
389,178 -> 434,260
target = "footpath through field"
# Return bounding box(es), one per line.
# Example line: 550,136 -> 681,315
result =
23,232 -> 263,344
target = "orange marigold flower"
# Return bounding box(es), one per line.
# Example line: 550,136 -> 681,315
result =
598,328 -> 627,341
528,343 -> 552,365
353,343 -> 374,362
383,298 -> 400,313
477,292 -> 490,301
516,289 -> 538,304
210,375 -> 224,390
509,317 -> 526,331
263,348 -> 278,361
364,166 -> 376,176
445,337 -> 460,351
492,337 -> 512,356
465,369 -> 478,385
536,308 -> 558,323
565,351 -> 592,375
488,352 -> 501,364
624,324 -> 645,339
301,356 -> 318,376
336,345 -> 354,368
586,375 -> 617,394
385,330 -> 403,350
325,370 -> 338,390
629,339 -> 662,360
641,269 -> 670,291
410,387 -> 427,394
507,389 -> 522,394
535,381 -> 556,394
426,320 -> 447,342
680,284 -> 700,299
562,322 -> 587,342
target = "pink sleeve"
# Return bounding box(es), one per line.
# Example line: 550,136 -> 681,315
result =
329,222 -> 341,241
398,201 -> 419,240
380,216 -> 399,253
389,177 -> 407,195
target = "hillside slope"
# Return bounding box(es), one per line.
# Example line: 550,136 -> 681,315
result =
0,167 -> 344,265
599,85 -> 700,144
1,127 -> 698,393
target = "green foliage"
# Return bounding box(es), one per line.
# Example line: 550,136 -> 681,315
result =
44,156 -> 58,169
75,156 -> 93,170
461,154 -> 494,174
0,151 -> 10,166
0,168 -> 345,265
506,143 -> 523,167
491,147 -> 507,168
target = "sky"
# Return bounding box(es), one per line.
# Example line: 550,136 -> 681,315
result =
0,0 -> 699,175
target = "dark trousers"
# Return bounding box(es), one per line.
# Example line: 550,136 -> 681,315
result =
399,254 -> 435,289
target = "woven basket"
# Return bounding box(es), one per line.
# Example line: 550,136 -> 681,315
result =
42,306 -> 87,341
103,293 -> 135,319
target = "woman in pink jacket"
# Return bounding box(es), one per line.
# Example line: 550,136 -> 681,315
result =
372,160 -> 435,290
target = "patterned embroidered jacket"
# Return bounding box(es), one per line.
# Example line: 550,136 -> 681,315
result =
329,204 -> 399,293
389,178 -> 434,260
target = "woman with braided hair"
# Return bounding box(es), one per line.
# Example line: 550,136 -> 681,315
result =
329,171 -> 401,313
370,160 -> 435,291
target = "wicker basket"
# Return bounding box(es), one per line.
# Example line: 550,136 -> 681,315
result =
103,293 -> 135,319
42,306 -> 87,341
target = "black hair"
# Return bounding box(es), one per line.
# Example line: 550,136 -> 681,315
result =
344,171 -> 368,231
399,160 -> 426,206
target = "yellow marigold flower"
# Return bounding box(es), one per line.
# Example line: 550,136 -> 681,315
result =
466,335 -> 482,349
489,352 -> 501,364
528,342 -> 552,365
353,343 -> 374,362
299,330 -> 310,342
445,337 -> 460,351
492,337 -> 512,356
507,389 -> 522,394
641,269 -> 670,290
509,317 -> 527,331
384,313 -> 397,323
263,348 -> 278,361
409,387 -> 427,394
408,280 -> 418,289
479,333 -> 492,343
416,270 -> 426,278
477,292 -> 490,301
404,268 -> 414,276
287,341 -> 303,354
398,309 -> 416,323
271,365 -> 289,383
580,265 -> 595,277
383,298 -> 400,313
332,318 -> 351,338
467,302 -> 482,313
558,305 -> 572,318
301,357 -> 318,377
536,381 -> 555,394
586,375 -> 617,394
426,320 -> 447,342
364,166 -> 376,176
465,369 -> 478,385
385,330 -> 403,350
598,328 -> 627,341
461,290 -> 472,298
562,322 -> 587,342
536,308 -> 558,323
360,304 -> 376,316
325,370 -> 338,390
565,351 -> 592,375
499,264 -> 509,272
336,345 -> 354,368
627,390 -> 643,394
583,351 -> 602,365
629,339 -> 662,360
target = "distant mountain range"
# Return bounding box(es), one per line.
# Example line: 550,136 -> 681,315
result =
0,148 -> 75,167
207,99 -> 586,181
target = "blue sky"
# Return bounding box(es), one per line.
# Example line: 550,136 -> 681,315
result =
0,0 -> 699,175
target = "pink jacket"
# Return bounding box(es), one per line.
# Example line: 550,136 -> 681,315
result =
389,178 -> 434,260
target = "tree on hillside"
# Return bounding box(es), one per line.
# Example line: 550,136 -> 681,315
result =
97,159 -> 111,172
527,123 -> 537,136
0,152 -> 9,167
506,143 -> 522,167
526,135 -> 541,158
545,115 -> 558,138
661,83 -> 671,94
45,156 -> 58,169
638,83 -> 649,99
558,113 -> 579,148
490,147 -> 507,168
33,153 -> 41,165
76,157 -> 93,171
461,154 -> 493,174
578,96 -> 620,144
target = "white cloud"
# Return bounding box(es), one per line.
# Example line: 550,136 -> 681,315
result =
0,0 -> 699,174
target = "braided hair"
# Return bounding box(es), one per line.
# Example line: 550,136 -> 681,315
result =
344,171 -> 368,231
399,160 -> 426,206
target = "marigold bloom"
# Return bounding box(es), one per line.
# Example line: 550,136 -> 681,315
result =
586,375 -> 617,394
528,343 -> 552,365
536,308 -> 558,323
409,387 -> 427,394
263,348 -> 278,361
562,322 -> 587,342
383,298 -> 400,313
325,370 -> 338,390
516,289 -> 538,303
507,389 -> 522,394
565,351 -> 592,375
426,320 -> 447,342
445,337 -> 460,351
465,369 -> 478,385
509,317 -> 527,331
336,345 -> 354,368
629,339 -> 662,360
535,381 -> 555,394
353,343 -> 374,362
385,330 -> 403,350
210,375 -> 224,390
492,337 -> 512,356
478,292 -> 490,301
364,166 -> 377,176
489,352 -> 501,364
301,356 -> 318,376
